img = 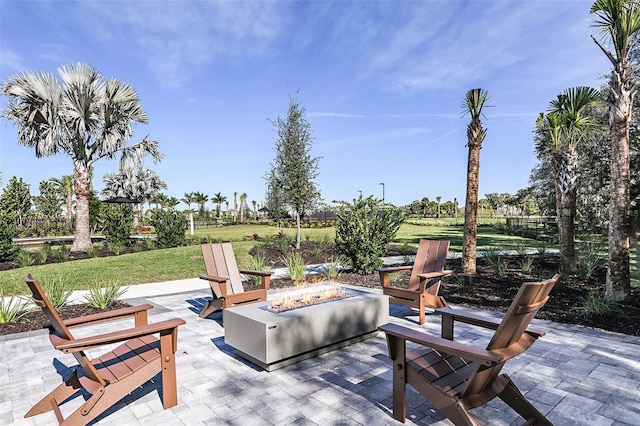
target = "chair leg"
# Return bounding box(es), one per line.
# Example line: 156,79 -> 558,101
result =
25,370 -> 82,418
497,374 -> 552,426
418,302 -> 426,325
439,401 -> 481,426
160,332 -> 179,409
199,298 -> 223,318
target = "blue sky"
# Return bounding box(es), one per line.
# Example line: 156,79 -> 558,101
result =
0,0 -> 611,209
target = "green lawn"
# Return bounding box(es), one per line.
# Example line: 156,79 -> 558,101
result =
0,222 -> 617,296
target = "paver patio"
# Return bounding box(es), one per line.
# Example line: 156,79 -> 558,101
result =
1,280 -> 639,425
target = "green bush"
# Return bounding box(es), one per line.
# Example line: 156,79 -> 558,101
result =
150,208 -> 188,249
102,204 -> 134,247
84,279 -> 127,309
0,213 -> 18,262
334,195 -> 406,274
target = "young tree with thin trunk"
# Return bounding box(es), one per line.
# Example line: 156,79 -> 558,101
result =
590,0 -> 640,301
1,63 -> 161,253
461,88 -> 490,274
268,94 -> 321,249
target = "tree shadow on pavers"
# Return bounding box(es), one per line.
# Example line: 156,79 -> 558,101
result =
210,336 -> 264,372
44,359 -> 164,425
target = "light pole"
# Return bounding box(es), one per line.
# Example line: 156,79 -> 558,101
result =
379,182 -> 385,204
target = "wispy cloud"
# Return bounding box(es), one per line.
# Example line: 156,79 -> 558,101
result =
0,48 -> 26,74
77,1 -> 285,89
321,126 -> 431,148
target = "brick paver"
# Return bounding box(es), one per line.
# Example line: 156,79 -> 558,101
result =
1,286 -> 639,425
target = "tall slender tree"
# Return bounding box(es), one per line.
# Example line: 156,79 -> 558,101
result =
267,94 -> 321,249
461,88 -> 490,274
1,63 -> 161,252
590,0 -> 640,300
239,193 -> 248,222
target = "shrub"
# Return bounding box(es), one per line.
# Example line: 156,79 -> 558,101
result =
84,279 -> 127,309
150,208 -> 188,249
36,243 -> 52,263
0,213 -> 18,262
322,256 -> 344,281
334,196 -> 406,274
283,251 -> 306,281
102,204 -> 134,247
15,249 -> 33,268
577,292 -> 616,318
519,256 -> 534,273
577,240 -> 604,279
244,253 -> 270,286
482,247 -> 507,276
43,277 -> 72,310
0,291 -> 28,323
53,245 -> 69,263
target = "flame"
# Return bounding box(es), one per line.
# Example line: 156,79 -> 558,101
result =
267,281 -> 349,313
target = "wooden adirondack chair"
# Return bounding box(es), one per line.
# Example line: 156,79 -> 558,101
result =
378,274 -> 559,425
198,242 -> 273,319
377,239 -> 452,325
23,273 -> 186,425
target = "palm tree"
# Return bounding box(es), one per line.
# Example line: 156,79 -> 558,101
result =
252,200 -> 258,220
1,63 -> 161,252
435,196 -> 442,218
538,87 -> 601,274
461,88 -> 490,275
50,175 -> 74,221
233,192 -> 238,222
102,164 -> 167,224
181,192 -> 196,212
211,192 -> 227,218
193,192 -> 208,218
239,193 -> 247,222
590,0 -> 640,301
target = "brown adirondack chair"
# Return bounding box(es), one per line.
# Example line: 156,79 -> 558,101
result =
378,274 -> 559,425
23,273 -> 186,425
198,242 -> 273,319
377,239 -> 452,325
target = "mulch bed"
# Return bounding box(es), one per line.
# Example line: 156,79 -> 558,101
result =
2,241 -> 639,337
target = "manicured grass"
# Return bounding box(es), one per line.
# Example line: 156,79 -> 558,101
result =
0,222 -> 607,296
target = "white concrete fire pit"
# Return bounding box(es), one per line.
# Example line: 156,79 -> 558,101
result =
224,285 -> 389,371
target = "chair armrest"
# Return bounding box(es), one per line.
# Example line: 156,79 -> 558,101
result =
436,307 -> 546,338
51,318 -> 186,353
417,270 -> 453,280
377,265 -> 413,274
379,323 -> 502,366
199,273 -> 229,283
238,269 -> 273,277
63,304 -> 153,328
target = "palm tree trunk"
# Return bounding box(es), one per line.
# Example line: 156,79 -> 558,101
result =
462,145 -> 480,274
70,165 -> 93,253
607,65 -> 632,301
556,150 -> 578,274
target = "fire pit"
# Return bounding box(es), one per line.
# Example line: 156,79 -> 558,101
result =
224,284 -> 389,371
263,282 -> 350,313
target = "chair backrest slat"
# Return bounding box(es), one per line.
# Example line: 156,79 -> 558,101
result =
24,274 -> 106,385
407,240 -> 449,293
462,274 -> 559,397
201,243 -> 245,296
